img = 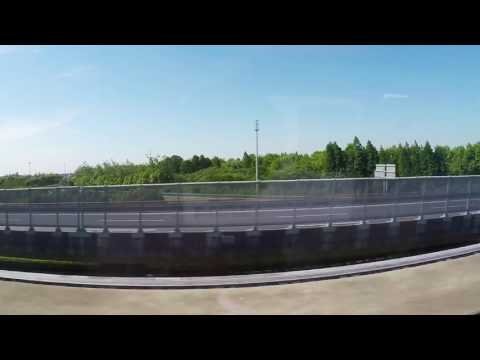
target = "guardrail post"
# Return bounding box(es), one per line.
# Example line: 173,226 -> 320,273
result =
420,178 -> 426,219
82,188 -> 85,230
214,196 -> 219,232
254,182 -> 259,231
28,188 -> 33,231
97,185 -> 110,257
292,179 -> 298,229
138,186 -> 144,233
55,187 -> 60,231
328,179 -> 336,226
445,176 -> 451,217
4,190 -> 9,232
362,179 -> 367,224
392,178 -> 399,222
467,176 -> 472,213
77,187 -> 83,231
175,183 -> 181,232
131,185 -> 145,257
103,185 -> 108,232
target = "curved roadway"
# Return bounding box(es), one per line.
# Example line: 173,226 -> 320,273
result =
1,196 -> 479,231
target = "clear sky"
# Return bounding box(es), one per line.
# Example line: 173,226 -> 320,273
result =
1,45 -> 479,175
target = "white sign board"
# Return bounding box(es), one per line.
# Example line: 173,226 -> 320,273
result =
375,164 -> 396,178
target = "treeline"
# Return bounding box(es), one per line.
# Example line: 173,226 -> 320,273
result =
1,137 -> 480,188
324,138 -> 480,177
0,174 -> 68,189
69,137 -> 480,185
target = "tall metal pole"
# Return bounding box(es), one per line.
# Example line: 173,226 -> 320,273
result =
255,120 -> 259,198
254,120 -> 260,225
255,120 -> 259,183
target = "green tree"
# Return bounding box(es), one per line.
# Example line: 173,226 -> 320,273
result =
325,142 -> 345,177
409,141 -> 421,176
344,137 -> 367,177
433,145 -> 449,175
419,141 -> 435,176
211,156 -> 223,167
180,160 -> 194,173
364,140 -> 379,177
242,152 -> 255,169
448,146 -> 466,175
397,143 -> 412,177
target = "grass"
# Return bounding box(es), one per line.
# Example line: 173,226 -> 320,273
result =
0,255 -> 95,267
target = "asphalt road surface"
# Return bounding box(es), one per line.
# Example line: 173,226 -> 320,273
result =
1,196 -> 479,232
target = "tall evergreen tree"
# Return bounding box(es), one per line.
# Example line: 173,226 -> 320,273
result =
410,141 -> 421,176
325,142 -> 344,177
420,141 -> 435,176
378,146 -> 387,164
365,140 -> 379,177
398,143 -> 412,177
448,146 -> 466,175
344,137 -> 367,177
433,145 -> 448,175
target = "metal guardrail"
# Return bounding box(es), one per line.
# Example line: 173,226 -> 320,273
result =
0,176 -> 479,232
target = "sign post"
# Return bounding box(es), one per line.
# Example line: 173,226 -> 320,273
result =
375,164 -> 396,193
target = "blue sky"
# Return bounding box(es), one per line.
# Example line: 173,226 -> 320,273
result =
1,45 -> 480,175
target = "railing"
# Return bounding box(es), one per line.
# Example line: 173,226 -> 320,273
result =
0,176 -> 479,232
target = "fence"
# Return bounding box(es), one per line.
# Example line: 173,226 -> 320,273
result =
0,176 -> 480,231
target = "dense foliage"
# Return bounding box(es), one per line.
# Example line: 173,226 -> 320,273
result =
0,174 -> 68,189
2,137 -> 480,188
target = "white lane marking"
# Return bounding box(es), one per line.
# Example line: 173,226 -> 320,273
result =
5,201 -> 444,216
0,198 -> 474,218
97,219 -> 165,223
89,212 -> 177,216
7,213 -> 76,216
277,213 -> 348,218
428,205 -> 466,209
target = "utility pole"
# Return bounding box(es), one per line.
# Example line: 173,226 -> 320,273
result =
28,162 -> 31,176
255,120 -> 259,195
255,120 -> 259,182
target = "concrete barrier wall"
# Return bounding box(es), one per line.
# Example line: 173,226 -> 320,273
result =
1,215 -> 480,276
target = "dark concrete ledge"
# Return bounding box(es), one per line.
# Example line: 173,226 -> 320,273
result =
1,242 -> 480,289
0,214 -> 479,277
